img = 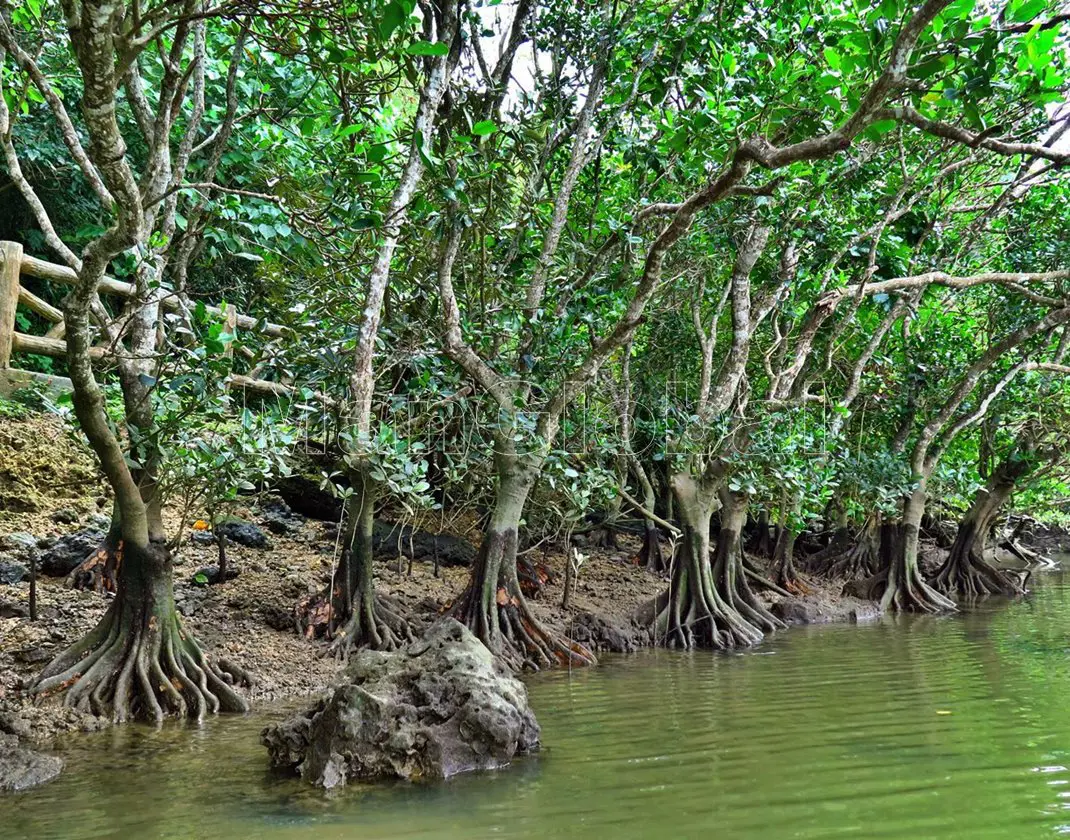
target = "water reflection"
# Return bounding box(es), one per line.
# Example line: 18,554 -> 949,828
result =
5,573 -> 1070,839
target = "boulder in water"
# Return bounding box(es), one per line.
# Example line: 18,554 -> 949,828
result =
261,619 -> 540,788
0,734 -> 63,793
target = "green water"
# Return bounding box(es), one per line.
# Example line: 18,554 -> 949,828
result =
7,572 -> 1070,839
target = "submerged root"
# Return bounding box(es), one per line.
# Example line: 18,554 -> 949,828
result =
327,592 -> 415,660
31,602 -> 250,723
450,582 -> 595,673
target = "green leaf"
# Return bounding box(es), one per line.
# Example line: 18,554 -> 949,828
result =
406,40 -> 449,56
379,1 -> 407,39
823,47 -> 841,71
942,0 -> 976,19
471,120 -> 497,136
1009,0 -> 1045,23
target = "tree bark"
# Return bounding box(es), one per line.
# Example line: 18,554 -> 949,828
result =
932,452 -> 1030,597
448,440 -> 594,671
876,484 -> 956,612
650,476 -> 783,649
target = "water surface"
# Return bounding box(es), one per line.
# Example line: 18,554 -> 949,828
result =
6,572 -> 1070,839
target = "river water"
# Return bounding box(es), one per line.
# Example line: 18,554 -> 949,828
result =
6,571 -> 1070,839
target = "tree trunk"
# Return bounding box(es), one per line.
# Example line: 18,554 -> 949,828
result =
878,485 -> 956,613
639,518 -> 666,573
753,508 -> 773,557
932,454 -> 1028,597
636,468 -> 667,573
772,525 -> 802,592
215,528 -> 228,585
449,447 -> 594,671
32,537 -> 249,722
650,477 -> 783,649
329,466 -> 412,657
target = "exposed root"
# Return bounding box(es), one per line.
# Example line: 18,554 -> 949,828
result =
65,539 -> 123,594
771,529 -> 810,595
931,547 -> 1026,598
638,523 -> 667,574
327,592 -> 415,660
812,528 -> 880,580
801,528 -> 851,568
653,548 -> 785,651
31,599 -> 249,723
294,586 -> 335,640
517,554 -> 554,599
450,581 -> 595,672
854,524 -> 956,614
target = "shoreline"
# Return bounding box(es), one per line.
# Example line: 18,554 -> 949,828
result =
1,499 -> 886,747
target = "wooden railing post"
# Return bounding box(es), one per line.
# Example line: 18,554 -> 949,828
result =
0,241 -> 24,369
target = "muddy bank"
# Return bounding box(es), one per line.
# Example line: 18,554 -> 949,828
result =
0,495 -> 667,744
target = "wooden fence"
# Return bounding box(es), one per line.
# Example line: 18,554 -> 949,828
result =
0,241 -> 292,398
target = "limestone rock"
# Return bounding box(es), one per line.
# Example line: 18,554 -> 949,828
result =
771,595 -> 882,625
217,519 -> 271,549
262,619 -> 539,788
0,734 -> 63,793
0,557 -> 29,585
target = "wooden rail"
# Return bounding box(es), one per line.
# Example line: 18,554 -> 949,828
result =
0,241 -> 293,398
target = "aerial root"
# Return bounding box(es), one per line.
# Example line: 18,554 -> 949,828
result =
812,537 -> 879,580
327,593 -> 415,660
450,584 -> 595,673
32,606 -> 249,722
931,549 -> 1026,599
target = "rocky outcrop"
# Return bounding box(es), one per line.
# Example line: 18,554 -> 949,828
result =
217,519 -> 271,549
372,521 -> 476,569
261,619 -> 539,788
0,533 -> 36,584
0,559 -> 29,585
771,595 -> 882,625
0,734 -> 63,793
569,610 -> 650,653
277,475 -> 344,522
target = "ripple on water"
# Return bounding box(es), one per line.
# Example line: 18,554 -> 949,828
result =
6,572 -> 1070,839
